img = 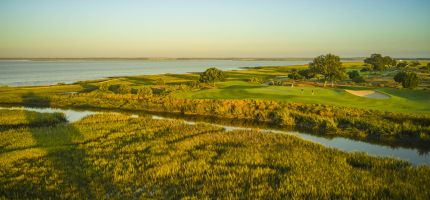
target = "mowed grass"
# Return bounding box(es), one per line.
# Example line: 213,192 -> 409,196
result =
1,111 -> 430,199
175,81 -> 430,113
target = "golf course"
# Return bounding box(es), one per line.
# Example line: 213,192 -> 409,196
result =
1,0 -> 430,198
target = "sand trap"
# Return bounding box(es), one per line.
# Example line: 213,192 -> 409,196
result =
345,90 -> 390,99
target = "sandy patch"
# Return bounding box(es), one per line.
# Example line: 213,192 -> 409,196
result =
345,90 -> 390,99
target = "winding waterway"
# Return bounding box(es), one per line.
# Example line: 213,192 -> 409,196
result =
1,106 -> 429,166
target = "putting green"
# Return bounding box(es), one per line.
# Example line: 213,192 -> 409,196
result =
174,81 -> 430,113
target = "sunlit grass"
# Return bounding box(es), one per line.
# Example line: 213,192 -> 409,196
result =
1,111 -> 429,199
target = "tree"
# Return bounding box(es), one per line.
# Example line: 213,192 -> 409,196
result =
137,87 -> 153,98
347,70 -> 360,79
199,67 -> 226,86
402,72 -> 420,89
288,69 -> 303,80
287,69 -> 303,87
364,54 -> 396,71
298,69 -> 316,79
347,70 -> 365,83
394,71 -> 407,83
309,54 -> 346,87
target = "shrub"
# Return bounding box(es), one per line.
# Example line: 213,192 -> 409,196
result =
352,76 -> 366,83
394,71 -> 407,83
409,61 -> 421,67
402,72 -> 420,89
117,84 -> 132,94
347,70 -> 360,79
137,87 -> 153,98
396,61 -> 408,68
99,83 -> 110,92
288,71 -> 303,80
298,69 -> 315,79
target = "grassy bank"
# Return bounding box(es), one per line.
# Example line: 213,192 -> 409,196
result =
174,81 -> 430,113
0,109 -> 66,129
1,111 -> 430,199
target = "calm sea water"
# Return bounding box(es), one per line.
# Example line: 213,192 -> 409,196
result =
0,60 -> 309,86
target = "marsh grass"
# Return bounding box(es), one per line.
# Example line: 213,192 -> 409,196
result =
1,111 -> 430,199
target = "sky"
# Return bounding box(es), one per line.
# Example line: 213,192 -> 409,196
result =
0,0 -> 429,58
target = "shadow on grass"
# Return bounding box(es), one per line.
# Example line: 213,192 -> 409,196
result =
22,92 -> 50,107
1,93 -> 120,198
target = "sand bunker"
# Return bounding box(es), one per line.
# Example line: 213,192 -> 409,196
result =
345,90 -> 390,99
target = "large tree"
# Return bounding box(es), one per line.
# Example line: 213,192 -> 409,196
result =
309,54 -> 346,87
199,67 -> 226,86
364,54 -> 396,71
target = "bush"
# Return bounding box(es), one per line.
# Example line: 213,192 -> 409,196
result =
117,84 -> 132,94
99,83 -> 110,92
394,71 -> 407,83
396,61 -> 408,68
360,67 -> 371,72
409,61 -> 420,67
298,69 -> 315,79
347,70 -> 360,79
352,76 -> 366,83
137,87 -> 153,98
402,72 -> 420,89
287,71 -> 303,80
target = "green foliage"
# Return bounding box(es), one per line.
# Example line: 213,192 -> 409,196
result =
298,69 -> 315,79
402,72 -> 420,89
99,82 -> 110,92
364,54 -> 396,71
397,61 -> 408,68
1,112 -> 429,199
199,67 -> 226,86
309,54 -> 346,86
394,71 -> 408,83
348,70 -> 365,83
348,70 -> 360,79
409,61 -> 421,67
136,87 -> 153,98
117,84 -> 131,94
287,69 -> 303,80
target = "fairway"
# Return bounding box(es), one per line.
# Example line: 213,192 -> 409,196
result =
175,81 -> 430,113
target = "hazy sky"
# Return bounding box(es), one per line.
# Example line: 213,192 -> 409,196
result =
1,0 -> 429,58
